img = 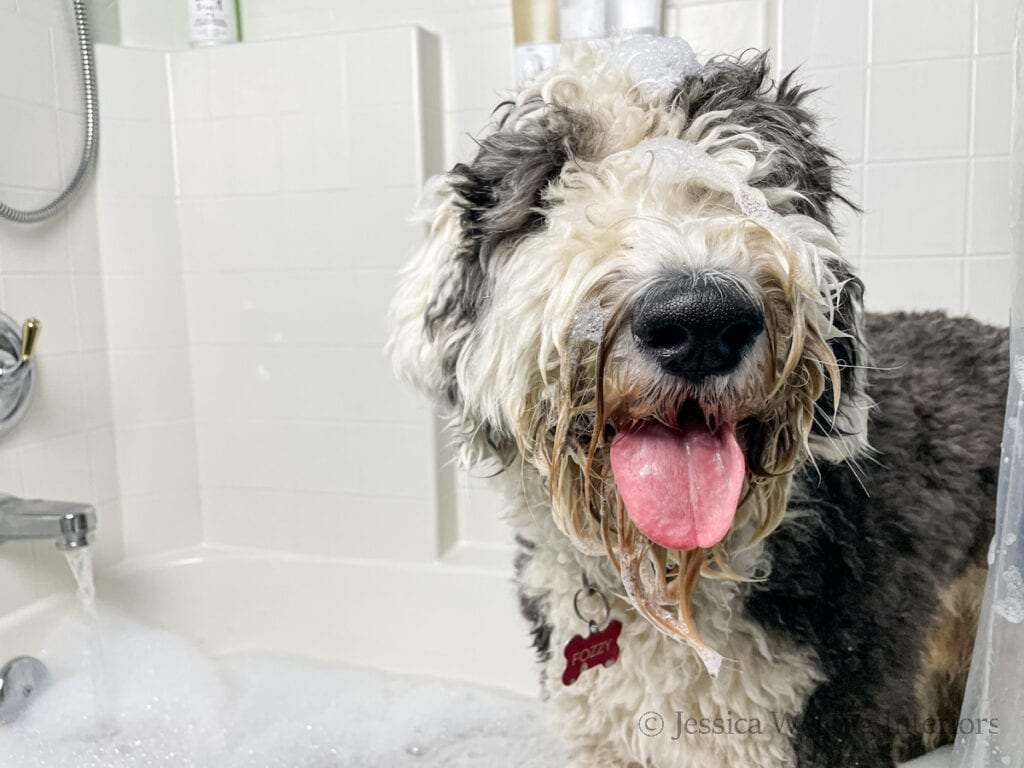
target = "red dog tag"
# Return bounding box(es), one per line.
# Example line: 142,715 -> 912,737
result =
562,620 -> 622,686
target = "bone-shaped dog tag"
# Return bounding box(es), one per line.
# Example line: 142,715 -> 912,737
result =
562,619 -> 622,686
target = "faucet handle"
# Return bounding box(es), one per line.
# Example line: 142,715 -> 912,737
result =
0,313 -> 37,437
19,318 -> 40,362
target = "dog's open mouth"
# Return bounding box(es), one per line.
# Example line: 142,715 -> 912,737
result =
609,402 -> 746,551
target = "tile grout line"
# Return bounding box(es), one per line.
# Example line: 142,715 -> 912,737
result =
857,0 -> 873,265
961,0 -> 980,314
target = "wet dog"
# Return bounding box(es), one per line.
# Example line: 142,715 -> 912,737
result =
389,37 -> 1007,767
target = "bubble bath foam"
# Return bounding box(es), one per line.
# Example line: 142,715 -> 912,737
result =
0,612 -> 563,767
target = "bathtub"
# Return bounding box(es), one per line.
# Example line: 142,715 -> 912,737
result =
0,545 -> 954,768
0,545 -> 536,695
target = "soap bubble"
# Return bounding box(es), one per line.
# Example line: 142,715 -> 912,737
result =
0,613 -> 564,768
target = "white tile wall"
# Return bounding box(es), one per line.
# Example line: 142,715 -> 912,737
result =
778,0 -> 868,70
0,2 -> 122,615
0,14 -> 55,108
871,0 -> 973,63
668,0 -> 768,59
94,45 -> 173,121
188,345 -> 424,425
0,215 -> 71,274
107,349 -> 196,424
975,0 -> 1018,54
861,257 -> 965,314
177,188 -> 421,272
92,45 -> 203,556
176,117 -> 283,196
974,54 -> 1013,156
116,0 -> 187,51
868,60 -> 971,161
172,28 -> 444,560
862,160 -> 969,257
231,0 -> 516,169
0,100 -> 63,191
182,271 -> 396,346
94,119 -> 178,197
966,255 -> 1014,325
95,196 -> 183,276
970,157 -> 1012,254
763,0 -> 1013,318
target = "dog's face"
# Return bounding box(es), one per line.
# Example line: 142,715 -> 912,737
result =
391,39 -> 868,670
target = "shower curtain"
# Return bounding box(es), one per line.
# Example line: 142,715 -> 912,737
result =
951,4 -> 1024,767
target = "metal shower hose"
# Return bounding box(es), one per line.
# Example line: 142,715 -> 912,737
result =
0,0 -> 97,224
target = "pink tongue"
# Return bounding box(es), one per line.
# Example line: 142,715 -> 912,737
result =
610,417 -> 745,551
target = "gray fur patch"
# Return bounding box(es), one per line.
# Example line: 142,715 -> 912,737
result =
669,51 -> 856,232
423,103 -> 596,416
749,312 -> 1008,766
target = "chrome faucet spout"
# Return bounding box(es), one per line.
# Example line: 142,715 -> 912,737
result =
0,493 -> 96,549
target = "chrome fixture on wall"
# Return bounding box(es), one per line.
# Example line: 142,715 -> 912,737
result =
0,656 -> 50,724
0,313 -> 40,437
0,494 -> 96,550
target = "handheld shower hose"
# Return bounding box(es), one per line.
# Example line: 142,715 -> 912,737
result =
0,0 -> 97,224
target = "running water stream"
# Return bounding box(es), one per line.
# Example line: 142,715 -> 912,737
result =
64,547 -> 97,617
63,547 -> 115,737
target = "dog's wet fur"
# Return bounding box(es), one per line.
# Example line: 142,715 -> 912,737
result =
749,312 -> 1006,765
390,40 -> 1008,767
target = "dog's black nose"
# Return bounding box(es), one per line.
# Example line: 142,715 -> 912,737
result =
632,274 -> 764,380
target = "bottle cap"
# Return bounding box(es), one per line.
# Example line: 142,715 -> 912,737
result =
514,0 -> 559,44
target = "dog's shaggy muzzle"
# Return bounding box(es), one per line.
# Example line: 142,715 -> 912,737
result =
632,273 -> 765,382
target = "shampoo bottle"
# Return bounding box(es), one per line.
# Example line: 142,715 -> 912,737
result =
187,0 -> 240,47
513,0 -> 560,85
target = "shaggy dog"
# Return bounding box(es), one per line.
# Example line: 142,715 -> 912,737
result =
390,37 -> 1008,767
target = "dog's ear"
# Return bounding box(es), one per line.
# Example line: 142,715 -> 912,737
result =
389,101 -> 590,466
671,52 -> 857,231
810,257 -> 870,460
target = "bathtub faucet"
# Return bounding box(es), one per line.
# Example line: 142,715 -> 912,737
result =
0,493 -> 96,549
